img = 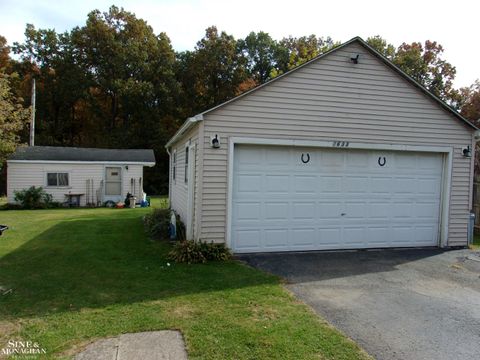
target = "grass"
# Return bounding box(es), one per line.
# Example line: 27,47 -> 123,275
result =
472,232 -> 480,249
0,197 -> 370,359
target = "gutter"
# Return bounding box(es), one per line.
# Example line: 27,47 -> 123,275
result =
165,114 -> 204,149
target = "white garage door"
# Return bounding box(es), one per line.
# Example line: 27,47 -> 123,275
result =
231,145 -> 443,253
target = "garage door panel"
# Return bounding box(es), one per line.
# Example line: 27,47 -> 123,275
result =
320,176 -> 342,193
237,174 -> 262,193
344,227 -> 366,246
294,175 -> 317,194
417,178 -> 442,194
318,202 -> 342,218
235,202 -> 261,221
394,177 -> 417,194
344,176 -> 369,193
370,177 -> 392,193
322,151 -> 344,167
290,228 -> 316,248
346,152 -> 369,167
367,227 -> 390,245
417,154 -> 443,171
265,175 -> 289,193
232,145 -> 442,253
264,229 -> 288,248
369,202 -> 390,218
416,202 -> 440,219
265,147 -> 291,165
319,228 -> 342,246
234,229 -> 262,250
390,202 -> 413,218
392,226 -> 414,244
415,226 -> 437,243
345,202 -> 367,218
264,202 -> 289,220
292,202 -> 316,220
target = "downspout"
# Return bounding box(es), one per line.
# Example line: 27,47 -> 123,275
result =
469,129 -> 480,245
166,147 -> 171,209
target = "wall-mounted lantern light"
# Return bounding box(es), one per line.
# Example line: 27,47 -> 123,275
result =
211,134 -> 220,148
350,54 -> 360,64
462,146 -> 472,158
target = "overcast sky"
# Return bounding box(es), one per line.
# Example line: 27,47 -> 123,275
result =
1,0 -> 478,87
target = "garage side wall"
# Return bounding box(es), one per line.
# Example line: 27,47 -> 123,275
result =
199,41 -> 474,247
169,123 -> 201,238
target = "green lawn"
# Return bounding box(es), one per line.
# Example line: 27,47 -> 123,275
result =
473,232 -> 480,249
0,197 -> 370,359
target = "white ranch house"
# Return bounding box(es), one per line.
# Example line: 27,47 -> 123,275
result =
7,146 -> 155,206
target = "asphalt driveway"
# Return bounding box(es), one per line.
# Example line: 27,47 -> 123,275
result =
238,249 -> 480,360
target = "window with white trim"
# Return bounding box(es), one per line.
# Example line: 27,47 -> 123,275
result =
47,172 -> 69,187
184,146 -> 189,183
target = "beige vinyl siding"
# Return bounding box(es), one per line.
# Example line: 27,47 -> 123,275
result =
199,41 -> 474,246
7,162 -> 146,206
169,123 -> 201,239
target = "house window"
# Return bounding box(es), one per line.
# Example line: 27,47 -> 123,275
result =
173,150 -> 177,183
47,172 -> 69,187
184,146 -> 189,183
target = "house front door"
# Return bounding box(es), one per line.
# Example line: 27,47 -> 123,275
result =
104,167 -> 122,202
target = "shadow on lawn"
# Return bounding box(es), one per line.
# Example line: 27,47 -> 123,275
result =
0,213 -> 276,319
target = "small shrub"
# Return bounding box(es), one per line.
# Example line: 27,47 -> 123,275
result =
49,201 -> 63,208
168,240 -> 206,264
13,186 -> 53,209
143,209 -> 186,241
143,208 -> 170,239
174,213 -> 186,241
199,241 -> 232,261
0,203 -> 22,210
168,240 -> 232,264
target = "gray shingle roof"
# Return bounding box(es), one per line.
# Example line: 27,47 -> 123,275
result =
8,146 -> 155,164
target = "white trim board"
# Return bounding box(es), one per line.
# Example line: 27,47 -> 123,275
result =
186,143 -> 196,240
229,137 -> 453,153
226,137 -> 453,251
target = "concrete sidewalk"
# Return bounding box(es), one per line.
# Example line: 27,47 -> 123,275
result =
75,331 -> 188,360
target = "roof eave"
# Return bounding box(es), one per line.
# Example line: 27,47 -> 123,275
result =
165,114 -> 204,149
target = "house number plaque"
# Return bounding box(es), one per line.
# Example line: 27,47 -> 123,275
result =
332,141 -> 349,147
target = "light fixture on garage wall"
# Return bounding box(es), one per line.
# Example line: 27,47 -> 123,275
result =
211,134 -> 220,148
350,54 -> 360,64
125,165 -> 129,170
462,146 -> 472,158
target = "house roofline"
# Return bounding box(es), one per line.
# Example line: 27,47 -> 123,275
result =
165,36 -> 476,148
7,160 -> 156,167
165,114 -> 203,148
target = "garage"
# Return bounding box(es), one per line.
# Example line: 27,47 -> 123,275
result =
166,36 -> 476,251
231,144 -> 444,253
